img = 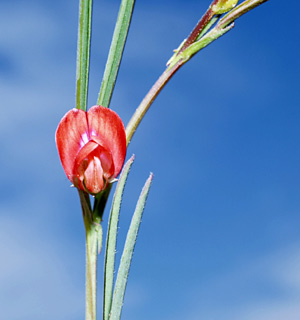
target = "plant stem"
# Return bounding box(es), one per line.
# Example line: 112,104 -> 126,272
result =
84,223 -> 98,320
125,62 -> 182,145
125,0 -> 269,145
78,190 -> 100,320
178,5 -> 215,54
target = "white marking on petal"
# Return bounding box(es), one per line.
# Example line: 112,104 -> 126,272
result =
90,129 -> 97,137
80,132 -> 89,147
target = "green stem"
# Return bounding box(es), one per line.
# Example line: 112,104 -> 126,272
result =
76,0 -> 93,111
78,190 -> 101,320
84,224 -> 98,320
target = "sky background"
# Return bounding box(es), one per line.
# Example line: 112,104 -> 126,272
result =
0,0 -> 299,319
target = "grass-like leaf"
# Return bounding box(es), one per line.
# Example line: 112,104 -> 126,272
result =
97,0 -> 135,107
76,0 -> 93,111
109,173 -> 153,320
103,155 -> 135,320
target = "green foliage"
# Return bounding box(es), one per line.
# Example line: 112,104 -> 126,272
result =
109,173 -> 153,320
97,0 -> 135,108
76,0 -> 92,111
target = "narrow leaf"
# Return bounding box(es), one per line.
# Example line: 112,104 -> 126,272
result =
103,155 -> 135,320
97,0 -> 135,107
97,223 -> 103,255
76,0 -> 93,111
167,21 -> 234,70
109,173 -> 153,320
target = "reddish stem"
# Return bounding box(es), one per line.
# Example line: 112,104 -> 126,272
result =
178,0 -> 220,54
126,61 -> 182,145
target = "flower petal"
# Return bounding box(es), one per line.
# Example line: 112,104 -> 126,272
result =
55,108 -> 88,181
87,105 -> 127,178
72,140 -> 99,190
83,156 -> 104,194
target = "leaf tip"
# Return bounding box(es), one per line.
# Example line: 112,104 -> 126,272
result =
141,173 -> 153,196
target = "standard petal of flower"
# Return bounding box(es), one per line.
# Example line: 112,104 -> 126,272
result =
55,108 -> 89,180
87,105 -> 127,178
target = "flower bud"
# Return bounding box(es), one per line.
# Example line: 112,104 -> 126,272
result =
211,0 -> 239,14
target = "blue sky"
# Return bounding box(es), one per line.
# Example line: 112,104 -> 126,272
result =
0,0 -> 299,319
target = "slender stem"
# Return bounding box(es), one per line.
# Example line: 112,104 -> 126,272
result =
125,62 -> 182,145
178,6 -> 215,54
125,18 -> 231,144
125,0 -> 269,145
78,190 -> 99,320
196,15 -> 221,41
84,224 -> 98,320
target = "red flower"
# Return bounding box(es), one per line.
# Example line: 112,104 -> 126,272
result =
56,105 -> 127,194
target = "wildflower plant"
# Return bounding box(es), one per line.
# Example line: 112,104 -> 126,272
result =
55,0 -> 270,319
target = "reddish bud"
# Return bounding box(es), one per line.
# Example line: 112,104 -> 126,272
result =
55,105 -> 127,194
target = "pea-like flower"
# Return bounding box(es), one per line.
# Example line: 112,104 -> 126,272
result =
55,105 -> 127,194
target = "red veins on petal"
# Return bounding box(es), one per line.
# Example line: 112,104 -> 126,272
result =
55,105 -> 126,194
